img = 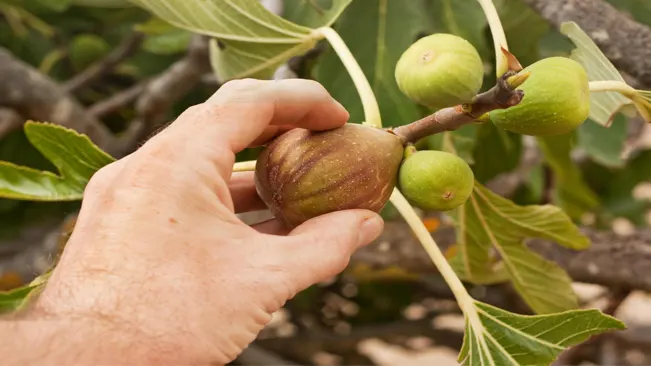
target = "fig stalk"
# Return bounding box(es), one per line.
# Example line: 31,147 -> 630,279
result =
392,71 -> 528,144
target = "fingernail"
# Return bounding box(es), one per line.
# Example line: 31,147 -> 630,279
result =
357,215 -> 384,247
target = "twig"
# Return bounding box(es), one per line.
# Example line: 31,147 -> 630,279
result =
88,81 -> 147,118
391,71 -> 527,144
63,32 -> 145,93
522,0 -> 651,87
132,35 -> 211,142
0,46 -> 121,155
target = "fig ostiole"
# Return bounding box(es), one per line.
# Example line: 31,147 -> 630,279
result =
398,150 -> 474,212
254,123 -> 405,229
395,33 -> 484,111
488,57 -> 590,136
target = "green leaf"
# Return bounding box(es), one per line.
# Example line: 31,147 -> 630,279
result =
143,28 -> 192,55
578,115 -> 627,168
0,284 -> 39,313
316,0 -> 432,126
0,122 -> 115,201
209,37 -> 315,80
459,300 -> 626,366
606,0 -> 651,27
494,0 -> 550,66
129,0 -> 311,41
36,0 -> 73,12
537,133 -> 600,220
426,125 -> 479,165
71,0 -> 133,7
450,183 -> 588,314
129,0 -> 352,80
424,0 -> 489,58
472,123 -> 522,183
69,33 -> 111,70
583,149 -> 651,225
560,21 -> 633,127
282,0 -> 352,29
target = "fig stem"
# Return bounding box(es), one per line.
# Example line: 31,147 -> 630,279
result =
476,0 -> 510,77
233,160 -> 256,172
389,189 -> 486,342
315,27 -> 382,129
392,72 -> 526,144
588,80 -> 637,98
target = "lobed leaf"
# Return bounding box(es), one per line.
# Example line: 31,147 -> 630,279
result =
459,301 -> 626,366
450,182 -> 588,314
0,122 -> 115,201
560,21 -> 632,127
130,0 -> 352,80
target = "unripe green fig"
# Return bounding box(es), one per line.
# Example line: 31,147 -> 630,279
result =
395,33 -> 484,111
488,57 -> 590,136
254,124 -> 405,229
398,150 -> 474,212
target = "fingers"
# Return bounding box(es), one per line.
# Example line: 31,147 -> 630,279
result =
203,78 -> 349,152
273,210 -> 384,291
155,79 -> 348,160
229,171 -> 268,213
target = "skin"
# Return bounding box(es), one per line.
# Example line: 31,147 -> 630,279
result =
0,79 -> 384,366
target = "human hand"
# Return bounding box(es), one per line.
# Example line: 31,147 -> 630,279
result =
23,79 -> 384,365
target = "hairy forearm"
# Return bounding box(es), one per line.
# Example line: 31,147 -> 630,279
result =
0,313 -> 161,365
0,301 -> 217,366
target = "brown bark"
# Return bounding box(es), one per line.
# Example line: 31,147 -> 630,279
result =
522,0 -> 651,87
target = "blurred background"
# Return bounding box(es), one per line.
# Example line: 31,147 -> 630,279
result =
1,0 -> 651,365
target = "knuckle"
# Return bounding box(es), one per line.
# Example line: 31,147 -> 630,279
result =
84,163 -> 119,197
119,143 -> 175,190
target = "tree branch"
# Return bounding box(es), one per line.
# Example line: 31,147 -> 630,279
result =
132,35 -> 212,140
0,47 -> 122,155
352,221 -> 651,293
522,0 -> 651,87
63,32 -> 145,93
88,81 -> 147,118
391,72 -> 526,144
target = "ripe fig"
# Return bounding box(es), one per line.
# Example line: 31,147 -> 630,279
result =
395,33 -> 484,111
254,123 -> 405,229
398,150 -> 474,212
488,57 -> 590,136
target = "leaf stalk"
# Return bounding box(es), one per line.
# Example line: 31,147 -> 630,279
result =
315,27 -> 382,128
476,0 -> 510,77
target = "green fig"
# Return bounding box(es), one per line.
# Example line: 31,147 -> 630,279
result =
254,123 -> 405,229
398,150 -> 474,211
395,33 -> 484,111
489,57 -> 590,136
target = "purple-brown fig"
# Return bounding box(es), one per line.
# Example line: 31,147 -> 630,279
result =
254,123 -> 405,229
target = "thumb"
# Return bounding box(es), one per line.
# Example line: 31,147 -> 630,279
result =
278,209 -> 384,291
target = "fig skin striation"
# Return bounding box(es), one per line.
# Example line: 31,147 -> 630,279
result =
395,33 -> 484,111
254,123 -> 405,229
489,57 -> 590,136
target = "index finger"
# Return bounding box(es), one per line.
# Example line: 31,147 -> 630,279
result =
168,78 -> 350,153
